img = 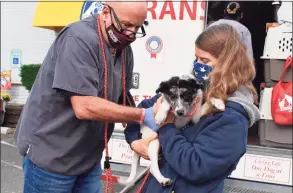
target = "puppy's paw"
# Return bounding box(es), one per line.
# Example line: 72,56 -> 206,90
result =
155,111 -> 168,125
159,177 -> 172,186
210,97 -> 225,111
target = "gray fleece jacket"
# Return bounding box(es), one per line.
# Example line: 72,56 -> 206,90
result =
228,85 -> 260,127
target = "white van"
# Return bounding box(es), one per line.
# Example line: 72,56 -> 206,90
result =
103,1 -> 292,193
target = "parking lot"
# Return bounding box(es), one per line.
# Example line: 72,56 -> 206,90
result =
1,133 -> 23,193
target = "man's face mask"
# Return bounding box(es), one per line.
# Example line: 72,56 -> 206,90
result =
105,6 -> 146,50
193,60 -> 213,84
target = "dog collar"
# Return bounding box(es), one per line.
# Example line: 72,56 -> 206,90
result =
184,96 -> 200,117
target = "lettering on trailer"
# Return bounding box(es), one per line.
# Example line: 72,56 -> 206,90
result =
147,1 -> 206,21
133,95 -> 152,102
110,139 -> 150,166
116,141 -> 133,161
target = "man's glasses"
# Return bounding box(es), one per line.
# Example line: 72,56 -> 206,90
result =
108,5 -> 146,38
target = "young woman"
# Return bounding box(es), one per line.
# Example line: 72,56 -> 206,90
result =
125,24 -> 260,193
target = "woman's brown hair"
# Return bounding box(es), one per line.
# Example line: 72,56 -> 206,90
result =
195,24 -> 258,104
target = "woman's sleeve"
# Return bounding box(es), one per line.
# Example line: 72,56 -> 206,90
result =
124,94 -> 161,145
159,113 -> 248,183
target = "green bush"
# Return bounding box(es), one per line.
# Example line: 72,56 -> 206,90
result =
19,64 -> 41,92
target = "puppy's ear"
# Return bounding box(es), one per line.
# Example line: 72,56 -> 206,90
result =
198,82 -> 205,90
189,79 -> 204,92
193,77 -> 205,90
189,79 -> 199,88
156,81 -> 169,94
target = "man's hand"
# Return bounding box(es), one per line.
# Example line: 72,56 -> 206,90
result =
142,96 -> 164,132
130,134 -> 158,160
153,96 -> 175,127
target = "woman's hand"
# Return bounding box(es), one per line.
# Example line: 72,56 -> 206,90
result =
130,134 -> 158,160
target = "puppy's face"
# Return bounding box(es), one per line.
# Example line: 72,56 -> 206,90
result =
156,75 -> 204,116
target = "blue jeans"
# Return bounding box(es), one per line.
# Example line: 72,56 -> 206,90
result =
22,155 -> 102,193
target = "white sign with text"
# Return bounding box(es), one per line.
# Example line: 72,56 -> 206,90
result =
103,139 -> 150,168
229,154 -> 292,186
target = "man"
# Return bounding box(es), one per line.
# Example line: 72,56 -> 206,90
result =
209,1 -> 254,60
15,2 -> 157,192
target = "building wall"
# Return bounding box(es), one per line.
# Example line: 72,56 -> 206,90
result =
1,2 -> 56,104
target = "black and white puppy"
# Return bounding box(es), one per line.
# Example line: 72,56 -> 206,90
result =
155,74 -> 205,129
118,74 -> 225,186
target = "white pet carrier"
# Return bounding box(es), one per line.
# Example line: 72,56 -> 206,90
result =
262,1 -> 292,60
262,24 -> 292,60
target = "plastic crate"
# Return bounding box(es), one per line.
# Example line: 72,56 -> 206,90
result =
264,59 -> 292,83
259,119 -> 292,148
258,88 -> 292,149
262,24 -> 292,60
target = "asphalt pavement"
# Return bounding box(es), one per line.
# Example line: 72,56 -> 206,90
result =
1,133 -> 23,193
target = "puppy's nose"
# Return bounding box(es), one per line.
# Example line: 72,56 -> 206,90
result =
176,110 -> 184,116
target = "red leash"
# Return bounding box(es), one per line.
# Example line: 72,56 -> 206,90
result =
97,15 -> 127,193
136,169 -> 151,193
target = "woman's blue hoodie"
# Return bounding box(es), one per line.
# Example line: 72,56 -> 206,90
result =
125,86 -> 260,193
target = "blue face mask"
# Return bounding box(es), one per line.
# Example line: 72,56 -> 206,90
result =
193,60 -> 213,83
